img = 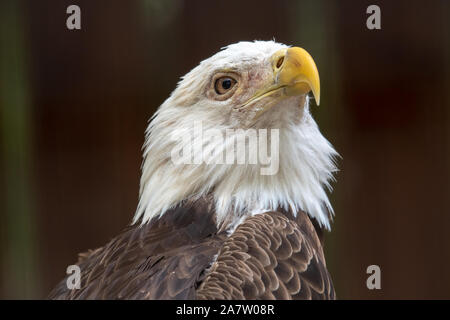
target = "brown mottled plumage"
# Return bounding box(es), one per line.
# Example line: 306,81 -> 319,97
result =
49,199 -> 334,300
197,210 -> 334,299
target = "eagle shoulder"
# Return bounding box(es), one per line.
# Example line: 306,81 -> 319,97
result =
48,200 -> 223,299
196,210 -> 335,300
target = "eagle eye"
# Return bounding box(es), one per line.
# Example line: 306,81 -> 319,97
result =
214,76 -> 237,95
276,56 -> 284,69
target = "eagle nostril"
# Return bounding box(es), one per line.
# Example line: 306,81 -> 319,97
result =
276,56 -> 284,69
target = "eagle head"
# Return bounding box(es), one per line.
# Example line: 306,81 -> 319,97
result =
135,41 -> 338,230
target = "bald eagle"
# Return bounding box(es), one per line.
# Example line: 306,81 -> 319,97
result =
49,41 -> 338,300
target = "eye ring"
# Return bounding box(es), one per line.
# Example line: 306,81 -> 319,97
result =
214,76 -> 237,95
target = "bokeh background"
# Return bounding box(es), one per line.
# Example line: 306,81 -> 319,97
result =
1,0 -> 450,299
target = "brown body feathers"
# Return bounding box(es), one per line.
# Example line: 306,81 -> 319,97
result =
49,199 -> 335,300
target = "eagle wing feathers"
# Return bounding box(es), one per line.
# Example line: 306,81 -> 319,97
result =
197,211 -> 335,300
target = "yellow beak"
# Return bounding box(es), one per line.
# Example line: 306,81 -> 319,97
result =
237,46 -> 321,123
275,47 -> 320,105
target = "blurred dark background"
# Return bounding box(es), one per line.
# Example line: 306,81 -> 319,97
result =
1,0 -> 450,299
